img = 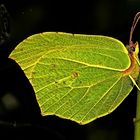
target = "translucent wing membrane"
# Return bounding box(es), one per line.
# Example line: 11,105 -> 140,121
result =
9,32 -> 137,124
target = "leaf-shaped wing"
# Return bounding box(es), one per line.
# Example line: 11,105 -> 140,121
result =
10,32 -> 133,124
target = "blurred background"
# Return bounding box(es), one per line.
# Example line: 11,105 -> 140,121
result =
0,0 -> 140,140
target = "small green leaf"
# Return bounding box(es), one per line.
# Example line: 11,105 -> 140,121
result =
9,32 -> 139,124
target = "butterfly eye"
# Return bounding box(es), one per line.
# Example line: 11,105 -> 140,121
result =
129,46 -> 135,53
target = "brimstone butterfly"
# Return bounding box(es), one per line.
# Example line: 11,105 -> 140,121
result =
9,12 -> 140,124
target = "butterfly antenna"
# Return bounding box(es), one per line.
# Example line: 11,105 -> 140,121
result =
129,12 -> 140,47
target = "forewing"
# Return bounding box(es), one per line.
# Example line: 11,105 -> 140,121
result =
9,32 -> 133,124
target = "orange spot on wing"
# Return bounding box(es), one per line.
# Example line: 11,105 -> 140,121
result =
71,71 -> 79,79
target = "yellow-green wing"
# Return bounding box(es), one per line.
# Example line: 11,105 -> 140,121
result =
9,32 -> 133,124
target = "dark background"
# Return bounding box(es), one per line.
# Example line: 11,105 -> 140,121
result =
0,0 -> 140,140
